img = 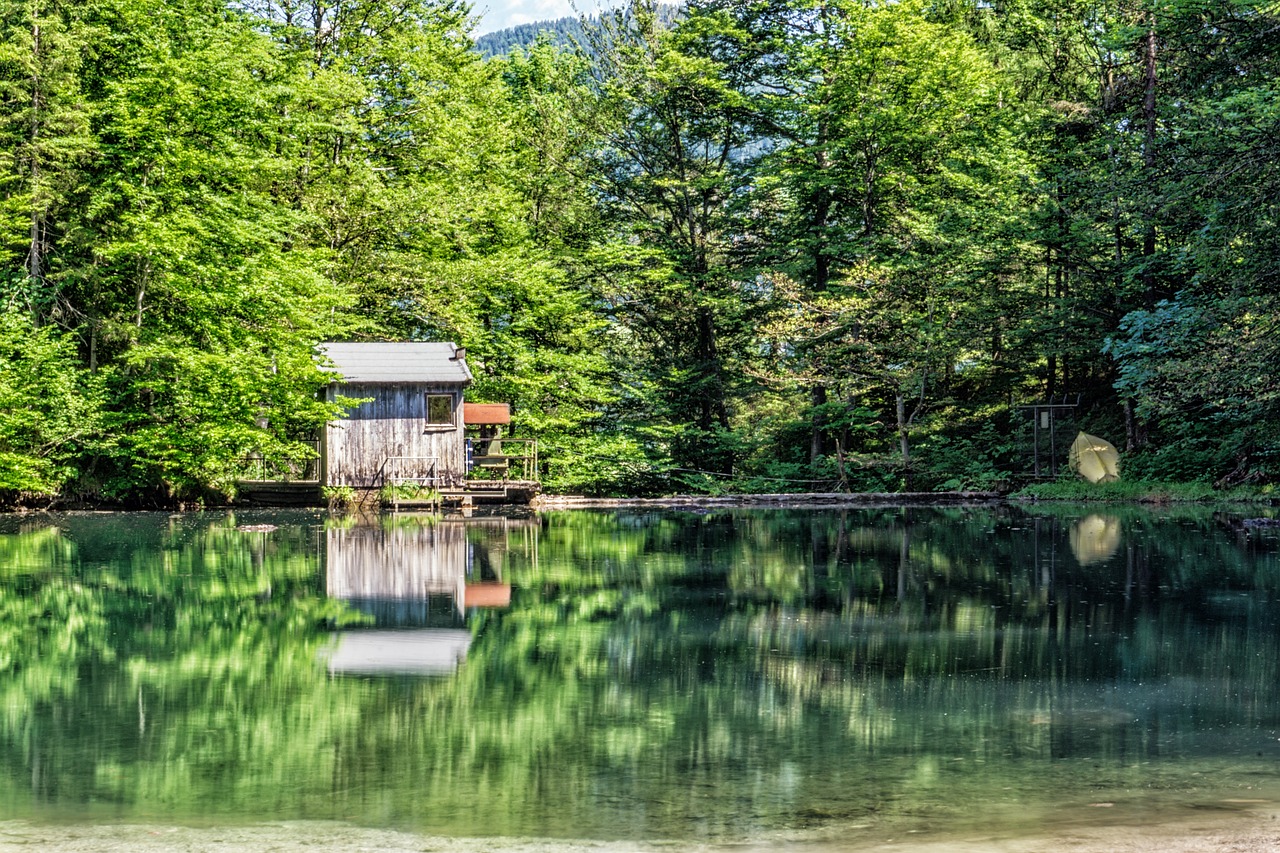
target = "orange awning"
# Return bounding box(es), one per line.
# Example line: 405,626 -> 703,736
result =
463,403 -> 511,425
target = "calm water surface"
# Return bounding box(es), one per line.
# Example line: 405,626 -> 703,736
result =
1,505 -> 1278,847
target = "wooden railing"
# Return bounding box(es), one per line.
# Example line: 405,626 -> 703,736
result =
238,441 -> 321,482
467,438 -> 537,482
380,455 -> 442,510
380,455 -> 440,484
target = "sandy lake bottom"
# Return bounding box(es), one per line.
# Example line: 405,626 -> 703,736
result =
3,809 -> 1280,853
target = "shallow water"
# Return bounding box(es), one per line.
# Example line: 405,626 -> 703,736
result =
0,505 -> 1278,847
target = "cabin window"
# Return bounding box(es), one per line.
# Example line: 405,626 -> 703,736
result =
426,394 -> 454,426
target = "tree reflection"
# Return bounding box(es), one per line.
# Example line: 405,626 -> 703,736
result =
0,507 -> 1276,840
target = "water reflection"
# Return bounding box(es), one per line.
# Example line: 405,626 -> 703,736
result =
0,507 -> 1276,845
322,515 -> 523,675
1069,514 -> 1122,565
326,516 -> 470,625
324,629 -> 472,676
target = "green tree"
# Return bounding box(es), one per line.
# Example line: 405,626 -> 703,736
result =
585,0 -> 766,481
1102,1 -> 1280,483
0,308 -> 101,498
48,0 -> 347,501
417,41 -> 617,465
700,0 -> 1035,484
0,0 -> 93,316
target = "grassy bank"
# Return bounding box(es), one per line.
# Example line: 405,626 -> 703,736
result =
1012,479 -> 1276,504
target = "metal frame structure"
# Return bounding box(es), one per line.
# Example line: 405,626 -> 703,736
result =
1018,395 -> 1081,478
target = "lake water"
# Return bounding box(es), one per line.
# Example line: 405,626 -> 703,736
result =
1,505 -> 1278,848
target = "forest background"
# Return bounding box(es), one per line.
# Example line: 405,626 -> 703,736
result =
0,0 -> 1277,506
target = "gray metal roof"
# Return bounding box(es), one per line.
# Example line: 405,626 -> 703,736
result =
318,342 -> 473,385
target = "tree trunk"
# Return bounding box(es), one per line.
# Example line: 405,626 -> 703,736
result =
833,436 -> 848,491
695,305 -> 731,473
1124,397 -> 1142,452
807,137 -> 833,468
809,384 -> 827,464
1140,21 -> 1159,305
27,19 -> 44,293
897,392 -> 911,488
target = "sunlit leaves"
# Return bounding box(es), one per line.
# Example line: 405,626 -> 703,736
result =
0,309 -> 103,496
9,0 -> 354,500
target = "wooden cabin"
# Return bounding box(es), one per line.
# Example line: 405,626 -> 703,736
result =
319,342 -> 471,489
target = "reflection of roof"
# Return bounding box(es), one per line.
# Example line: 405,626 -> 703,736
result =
323,629 -> 472,676
318,342 -> 473,384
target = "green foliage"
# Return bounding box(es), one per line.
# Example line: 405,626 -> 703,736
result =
541,432 -> 670,496
1012,478 -> 1268,503
0,0 -> 1279,501
377,481 -> 440,505
321,485 -> 357,511
1105,294 -> 1280,484
915,423 -> 1019,493
709,0 -> 1038,477
583,0 -> 767,477
0,309 -> 102,499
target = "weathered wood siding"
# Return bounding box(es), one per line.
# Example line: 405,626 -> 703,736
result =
323,382 -> 465,487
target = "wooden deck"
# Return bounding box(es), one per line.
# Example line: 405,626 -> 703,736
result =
435,480 -> 541,507
236,481 -> 324,506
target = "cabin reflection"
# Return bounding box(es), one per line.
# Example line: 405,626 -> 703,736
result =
327,517 -> 470,627
322,516 -> 528,676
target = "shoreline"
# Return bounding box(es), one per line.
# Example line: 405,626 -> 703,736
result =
2,809 -> 1278,852
6,486 -> 1277,514
530,491 -> 1004,510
